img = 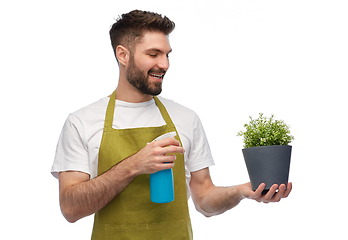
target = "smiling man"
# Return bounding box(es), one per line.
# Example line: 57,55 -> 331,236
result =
121,31 -> 171,99
51,10 -> 291,239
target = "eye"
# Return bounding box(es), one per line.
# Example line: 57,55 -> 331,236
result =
149,54 -> 157,58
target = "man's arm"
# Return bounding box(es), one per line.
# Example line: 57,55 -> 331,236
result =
59,138 -> 184,223
189,168 -> 292,217
59,160 -> 136,223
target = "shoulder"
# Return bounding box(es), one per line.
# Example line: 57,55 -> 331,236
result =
62,97 -> 109,140
66,97 -> 109,129
71,97 -> 109,120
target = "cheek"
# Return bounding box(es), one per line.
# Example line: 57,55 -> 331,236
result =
138,59 -> 157,72
143,63 -> 156,73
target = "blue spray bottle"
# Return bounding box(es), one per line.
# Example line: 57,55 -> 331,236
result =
150,131 -> 177,203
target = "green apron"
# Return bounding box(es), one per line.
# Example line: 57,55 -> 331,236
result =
91,91 -> 193,240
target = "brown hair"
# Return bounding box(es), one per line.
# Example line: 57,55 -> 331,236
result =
109,10 -> 175,60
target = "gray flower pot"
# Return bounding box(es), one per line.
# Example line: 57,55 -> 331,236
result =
242,145 -> 292,192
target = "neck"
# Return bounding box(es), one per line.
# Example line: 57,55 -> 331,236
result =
115,86 -> 153,103
113,73 -> 153,103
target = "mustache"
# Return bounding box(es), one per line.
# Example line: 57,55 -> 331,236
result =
148,68 -> 166,75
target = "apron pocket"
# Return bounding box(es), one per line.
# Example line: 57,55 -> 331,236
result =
105,219 -> 190,240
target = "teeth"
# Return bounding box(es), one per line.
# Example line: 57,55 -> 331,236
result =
150,73 -> 164,79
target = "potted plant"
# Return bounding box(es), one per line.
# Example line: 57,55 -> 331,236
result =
237,113 -> 294,193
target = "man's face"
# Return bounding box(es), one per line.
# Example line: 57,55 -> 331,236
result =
126,31 -> 172,96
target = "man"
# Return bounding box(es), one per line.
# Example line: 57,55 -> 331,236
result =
52,10 -> 292,239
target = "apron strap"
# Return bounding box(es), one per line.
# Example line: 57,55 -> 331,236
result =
104,91 -> 116,129
154,96 -> 174,128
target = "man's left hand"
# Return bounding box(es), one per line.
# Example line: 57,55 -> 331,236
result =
239,182 -> 292,203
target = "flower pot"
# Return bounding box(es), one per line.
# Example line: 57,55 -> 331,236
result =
242,145 -> 292,192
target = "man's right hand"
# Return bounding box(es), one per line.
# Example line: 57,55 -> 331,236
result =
127,137 -> 185,176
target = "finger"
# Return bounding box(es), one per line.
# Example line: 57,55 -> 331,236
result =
155,156 -> 176,170
157,162 -> 175,170
163,154 -> 177,163
155,137 -> 180,147
154,153 -> 177,164
254,183 -> 266,195
253,183 -> 266,201
283,182 -> 292,198
161,145 -> 185,155
271,184 -> 286,202
262,184 -> 278,202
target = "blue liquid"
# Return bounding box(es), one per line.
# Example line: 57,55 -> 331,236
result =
150,169 -> 174,203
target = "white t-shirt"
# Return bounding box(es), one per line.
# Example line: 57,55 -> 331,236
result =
51,96 -> 215,199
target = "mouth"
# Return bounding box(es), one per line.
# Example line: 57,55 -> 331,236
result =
149,72 -> 165,81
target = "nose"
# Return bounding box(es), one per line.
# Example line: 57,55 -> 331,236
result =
157,55 -> 169,71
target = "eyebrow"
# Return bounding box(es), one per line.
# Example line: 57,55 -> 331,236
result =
145,48 -> 172,54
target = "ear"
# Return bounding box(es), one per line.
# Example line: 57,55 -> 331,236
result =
116,45 -> 129,66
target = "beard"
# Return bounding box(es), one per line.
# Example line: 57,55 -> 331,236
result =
126,56 -> 164,96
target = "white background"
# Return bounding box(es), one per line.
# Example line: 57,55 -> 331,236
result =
1,0 -> 347,239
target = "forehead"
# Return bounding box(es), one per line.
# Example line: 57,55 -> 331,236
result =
135,31 -> 172,53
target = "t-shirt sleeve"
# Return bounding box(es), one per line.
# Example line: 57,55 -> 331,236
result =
51,114 -> 90,179
186,114 -> 215,172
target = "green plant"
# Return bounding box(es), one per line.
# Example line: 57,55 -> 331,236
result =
237,113 -> 294,148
